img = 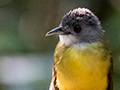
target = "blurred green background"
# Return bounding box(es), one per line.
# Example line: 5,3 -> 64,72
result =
0,0 -> 119,90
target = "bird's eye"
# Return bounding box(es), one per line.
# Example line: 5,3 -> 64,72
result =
73,25 -> 81,33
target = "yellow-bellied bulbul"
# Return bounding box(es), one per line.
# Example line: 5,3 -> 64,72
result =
46,8 -> 113,90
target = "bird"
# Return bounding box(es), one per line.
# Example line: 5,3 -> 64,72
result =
46,8 -> 113,90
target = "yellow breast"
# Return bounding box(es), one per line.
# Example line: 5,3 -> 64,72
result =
54,41 -> 110,90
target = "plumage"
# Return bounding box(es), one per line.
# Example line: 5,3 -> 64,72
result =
49,41 -> 112,90
46,8 -> 113,90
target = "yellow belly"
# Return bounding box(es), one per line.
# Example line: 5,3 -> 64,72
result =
54,42 -> 110,90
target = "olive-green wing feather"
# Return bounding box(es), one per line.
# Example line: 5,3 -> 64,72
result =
107,57 -> 113,90
49,65 -> 59,90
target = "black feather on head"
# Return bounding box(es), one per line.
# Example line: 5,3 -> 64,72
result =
62,8 -> 101,27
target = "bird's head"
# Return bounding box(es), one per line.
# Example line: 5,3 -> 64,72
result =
46,8 -> 104,46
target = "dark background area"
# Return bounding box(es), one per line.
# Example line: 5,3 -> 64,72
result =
0,0 -> 119,90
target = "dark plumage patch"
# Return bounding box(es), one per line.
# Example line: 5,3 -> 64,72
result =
62,8 -> 100,27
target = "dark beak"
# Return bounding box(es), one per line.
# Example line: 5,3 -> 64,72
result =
45,26 -> 64,36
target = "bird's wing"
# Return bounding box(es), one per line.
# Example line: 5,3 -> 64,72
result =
107,57 -> 113,90
49,65 -> 59,90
